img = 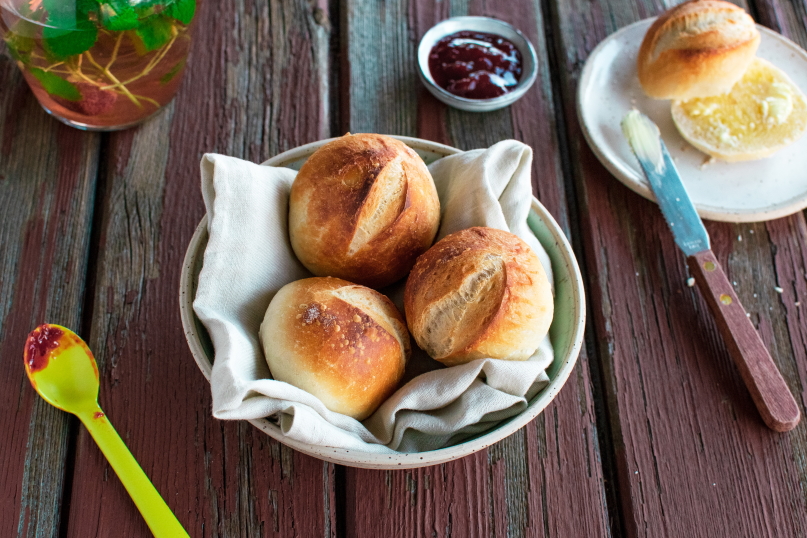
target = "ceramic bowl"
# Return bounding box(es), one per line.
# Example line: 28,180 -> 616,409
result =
179,136 -> 585,469
417,17 -> 538,112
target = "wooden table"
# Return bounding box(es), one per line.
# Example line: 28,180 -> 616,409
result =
2,1 -> 807,536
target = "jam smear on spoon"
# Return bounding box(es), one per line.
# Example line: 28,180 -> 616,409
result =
25,325 -> 64,372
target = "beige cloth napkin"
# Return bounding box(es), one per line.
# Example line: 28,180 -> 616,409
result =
194,140 -> 554,453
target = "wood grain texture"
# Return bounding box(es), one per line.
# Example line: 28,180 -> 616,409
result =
8,1 -> 807,537
0,46 -> 100,538
343,0 -> 419,136
60,2 -> 335,537
688,249 -> 800,432
548,0 -> 807,535
342,0 -> 611,536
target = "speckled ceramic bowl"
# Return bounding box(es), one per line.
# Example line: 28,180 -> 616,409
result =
179,136 -> 585,469
417,17 -> 538,112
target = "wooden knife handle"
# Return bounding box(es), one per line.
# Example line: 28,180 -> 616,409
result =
688,250 -> 800,432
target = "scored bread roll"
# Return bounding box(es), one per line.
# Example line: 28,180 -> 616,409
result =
260,277 -> 410,421
404,227 -> 553,367
289,133 -> 441,289
638,0 -> 760,100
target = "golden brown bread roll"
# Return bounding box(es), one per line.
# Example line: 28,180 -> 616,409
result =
260,277 -> 410,420
404,227 -> 553,367
637,0 -> 760,100
289,133 -> 441,289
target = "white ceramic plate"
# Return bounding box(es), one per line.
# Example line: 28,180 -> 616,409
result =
578,19 -> 807,223
179,136 -> 586,469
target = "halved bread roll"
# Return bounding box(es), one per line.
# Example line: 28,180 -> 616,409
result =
672,57 -> 807,161
637,0 -> 760,100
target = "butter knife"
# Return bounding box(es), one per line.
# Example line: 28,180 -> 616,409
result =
621,110 -> 800,432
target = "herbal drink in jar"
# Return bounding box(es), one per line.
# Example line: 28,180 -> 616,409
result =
1,0 -> 197,130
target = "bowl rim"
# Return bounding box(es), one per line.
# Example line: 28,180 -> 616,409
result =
416,16 -> 539,111
179,135 -> 586,469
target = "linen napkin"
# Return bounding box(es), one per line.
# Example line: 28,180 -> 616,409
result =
194,140 -> 554,453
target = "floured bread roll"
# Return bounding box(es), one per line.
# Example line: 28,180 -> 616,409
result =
289,133 -> 441,289
260,277 -> 410,421
638,0 -> 760,100
404,227 -> 553,367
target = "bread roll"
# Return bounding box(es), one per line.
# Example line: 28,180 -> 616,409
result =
404,227 -> 553,367
289,133 -> 441,289
671,57 -> 807,161
260,277 -> 409,420
637,0 -> 760,100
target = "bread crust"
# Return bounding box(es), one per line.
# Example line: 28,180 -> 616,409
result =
289,133 -> 441,289
637,0 -> 759,100
260,277 -> 410,420
404,227 -> 553,366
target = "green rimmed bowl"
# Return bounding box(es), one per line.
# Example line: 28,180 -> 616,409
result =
179,136 -> 586,469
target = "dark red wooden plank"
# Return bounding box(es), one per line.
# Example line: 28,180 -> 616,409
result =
687,249 -> 800,432
61,2 -> 336,537
549,0 -> 807,535
687,250 -> 801,432
0,45 -> 100,538
754,0 -> 807,422
342,1 -> 611,536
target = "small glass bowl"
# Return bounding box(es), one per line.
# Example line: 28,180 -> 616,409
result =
417,16 -> 538,113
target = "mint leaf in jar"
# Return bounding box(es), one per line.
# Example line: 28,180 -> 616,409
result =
76,0 -> 101,15
41,0 -> 99,59
28,68 -> 82,101
135,14 -> 174,52
100,1 -> 140,31
43,22 -> 98,59
42,0 -> 77,27
42,0 -> 99,27
166,0 -> 196,25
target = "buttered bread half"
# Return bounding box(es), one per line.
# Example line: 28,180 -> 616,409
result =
672,57 -> 807,161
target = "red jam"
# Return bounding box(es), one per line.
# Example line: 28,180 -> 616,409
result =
428,31 -> 522,99
24,325 -> 64,373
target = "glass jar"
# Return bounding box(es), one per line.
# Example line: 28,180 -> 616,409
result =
1,0 -> 197,130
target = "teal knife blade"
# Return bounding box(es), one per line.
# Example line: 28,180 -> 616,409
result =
621,110 -> 710,257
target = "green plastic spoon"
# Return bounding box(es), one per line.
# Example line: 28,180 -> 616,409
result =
23,324 -> 190,538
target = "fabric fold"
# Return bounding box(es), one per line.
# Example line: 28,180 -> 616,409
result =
194,141 -> 554,453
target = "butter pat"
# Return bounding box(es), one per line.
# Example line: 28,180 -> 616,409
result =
621,109 -> 664,171
763,82 -> 793,125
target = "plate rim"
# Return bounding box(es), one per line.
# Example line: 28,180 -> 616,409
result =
577,18 -> 807,223
179,136 -> 586,469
